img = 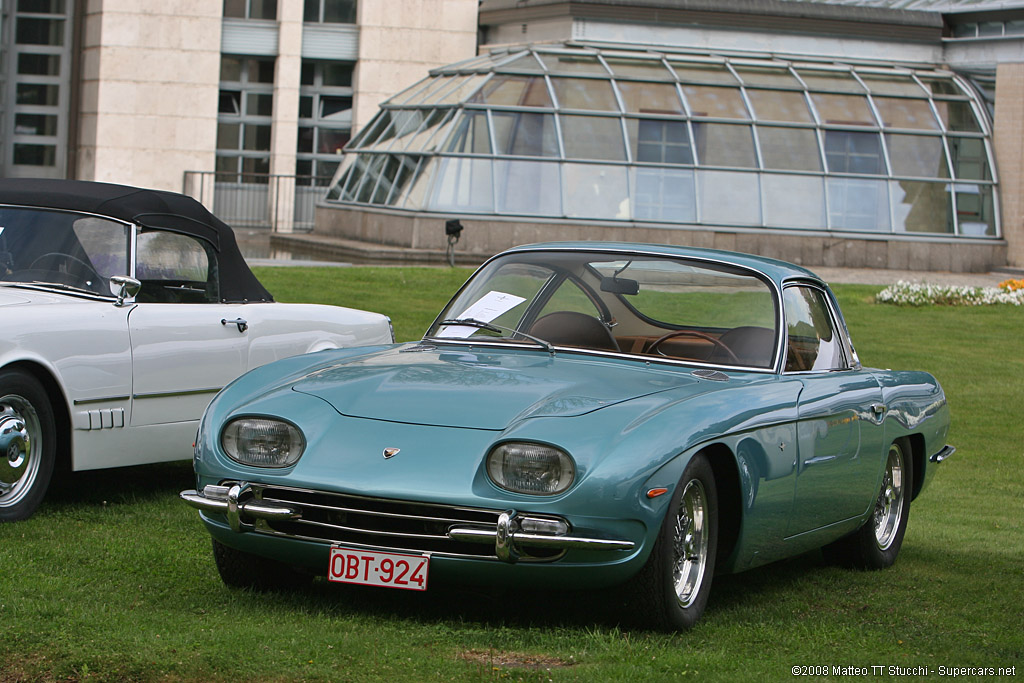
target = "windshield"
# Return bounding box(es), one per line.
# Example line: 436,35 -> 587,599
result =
427,250 -> 780,369
0,206 -> 130,295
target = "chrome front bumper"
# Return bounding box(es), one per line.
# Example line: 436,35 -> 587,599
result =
180,483 -> 635,563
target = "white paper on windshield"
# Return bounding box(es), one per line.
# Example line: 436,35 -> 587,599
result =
438,290 -> 526,338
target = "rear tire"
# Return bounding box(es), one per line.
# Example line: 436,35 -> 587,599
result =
824,439 -> 912,569
212,539 -> 311,591
0,370 -> 57,522
624,454 -> 718,630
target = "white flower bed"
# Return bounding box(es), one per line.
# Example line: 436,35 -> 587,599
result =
876,281 -> 1024,306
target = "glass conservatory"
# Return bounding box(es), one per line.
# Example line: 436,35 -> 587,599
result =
326,43 -> 998,238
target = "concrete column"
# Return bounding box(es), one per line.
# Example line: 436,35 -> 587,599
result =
268,0 -> 304,233
994,62 -> 1024,269
353,0 -> 478,134
77,0 -> 221,191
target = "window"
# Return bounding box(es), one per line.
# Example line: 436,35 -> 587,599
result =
304,0 -> 356,23
3,0 -> 71,176
135,230 -> 217,304
784,286 -> 846,372
223,0 -> 277,20
297,60 -> 355,185
217,56 -> 275,182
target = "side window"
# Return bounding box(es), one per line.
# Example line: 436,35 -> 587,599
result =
71,217 -> 130,281
135,230 -> 218,303
784,286 -> 846,372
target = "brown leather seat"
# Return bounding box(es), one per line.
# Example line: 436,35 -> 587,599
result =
529,311 -> 619,351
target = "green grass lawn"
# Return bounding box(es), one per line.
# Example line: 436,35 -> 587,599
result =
1,269 -> 1021,682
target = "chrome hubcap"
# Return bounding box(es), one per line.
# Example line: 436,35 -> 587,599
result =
873,443 -> 905,550
672,479 -> 709,608
0,397 -> 40,506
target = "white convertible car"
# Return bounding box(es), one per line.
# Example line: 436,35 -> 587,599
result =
0,178 -> 393,521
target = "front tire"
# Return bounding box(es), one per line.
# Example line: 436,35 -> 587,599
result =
0,370 -> 57,522
824,439 -> 912,569
625,454 -> 718,630
212,539 -> 311,591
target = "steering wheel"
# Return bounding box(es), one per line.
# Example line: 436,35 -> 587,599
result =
28,252 -> 103,285
648,329 -> 740,364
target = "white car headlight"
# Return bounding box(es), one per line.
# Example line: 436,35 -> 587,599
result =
221,418 -> 305,468
486,442 -> 575,495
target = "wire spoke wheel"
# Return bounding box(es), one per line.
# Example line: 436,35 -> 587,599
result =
873,442 -> 906,551
672,479 -> 709,608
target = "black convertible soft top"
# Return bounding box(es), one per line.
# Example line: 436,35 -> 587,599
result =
0,178 -> 272,303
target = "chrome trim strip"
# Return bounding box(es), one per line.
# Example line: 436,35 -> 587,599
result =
179,488 -> 299,522
73,395 -> 131,406
260,496 -> 483,526
134,387 -> 222,400
290,518 -> 455,542
929,445 -> 956,463
448,525 -> 635,553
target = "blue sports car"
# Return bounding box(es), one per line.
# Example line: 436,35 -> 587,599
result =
181,243 -> 952,629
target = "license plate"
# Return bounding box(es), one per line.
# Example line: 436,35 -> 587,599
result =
328,546 -> 429,591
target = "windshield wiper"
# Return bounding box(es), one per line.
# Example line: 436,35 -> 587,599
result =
433,318 -> 555,355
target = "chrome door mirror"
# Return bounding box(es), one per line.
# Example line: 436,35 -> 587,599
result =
110,275 -> 142,307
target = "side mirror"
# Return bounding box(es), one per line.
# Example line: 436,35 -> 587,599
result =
110,275 -> 142,307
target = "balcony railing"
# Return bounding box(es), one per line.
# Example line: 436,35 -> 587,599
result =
182,171 -> 332,233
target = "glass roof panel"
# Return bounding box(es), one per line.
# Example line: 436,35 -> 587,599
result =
695,123 -> 757,167
604,56 -> 675,81
493,51 -> 547,74
885,134 -> 949,178
539,52 -> 608,75
933,100 -> 982,132
433,74 -> 490,105
683,85 -> 751,120
561,115 -> 626,161
445,111 -> 491,154
873,96 -> 941,130
491,112 -> 559,157
626,118 -> 693,165
798,68 -> 865,93
550,77 -> 620,112
670,61 -> 737,85
733,65 -> 801,88
469,75 -> 553,108
858,73 -> 927,97
758,127 -> 822,171
918,75 -> 967,98
617,81 -> 683,115
746,89 -> 813,123
401,109 -> 455,153
812,93 -> 877,126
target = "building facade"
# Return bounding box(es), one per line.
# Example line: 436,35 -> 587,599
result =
310,0 -> 1024,271
0,0 -> 478,229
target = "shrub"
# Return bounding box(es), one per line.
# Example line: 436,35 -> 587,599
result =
876,280 -> 1024,306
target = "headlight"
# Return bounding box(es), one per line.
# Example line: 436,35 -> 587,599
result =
486,442 -> 575,495
221,417 -> 305,468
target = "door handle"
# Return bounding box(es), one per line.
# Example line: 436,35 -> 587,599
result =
221,317 -> 248,333
870,403 -> 887,417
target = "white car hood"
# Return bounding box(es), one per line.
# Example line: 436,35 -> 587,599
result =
0,288 -> 35,307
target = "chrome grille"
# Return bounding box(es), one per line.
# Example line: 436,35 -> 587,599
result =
250,484 -> 503,559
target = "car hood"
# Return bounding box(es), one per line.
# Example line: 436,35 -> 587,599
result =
290,343 -> 701,430
0,288 -> 35,307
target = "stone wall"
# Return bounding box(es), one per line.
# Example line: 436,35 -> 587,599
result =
315,204 -> 1007,272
